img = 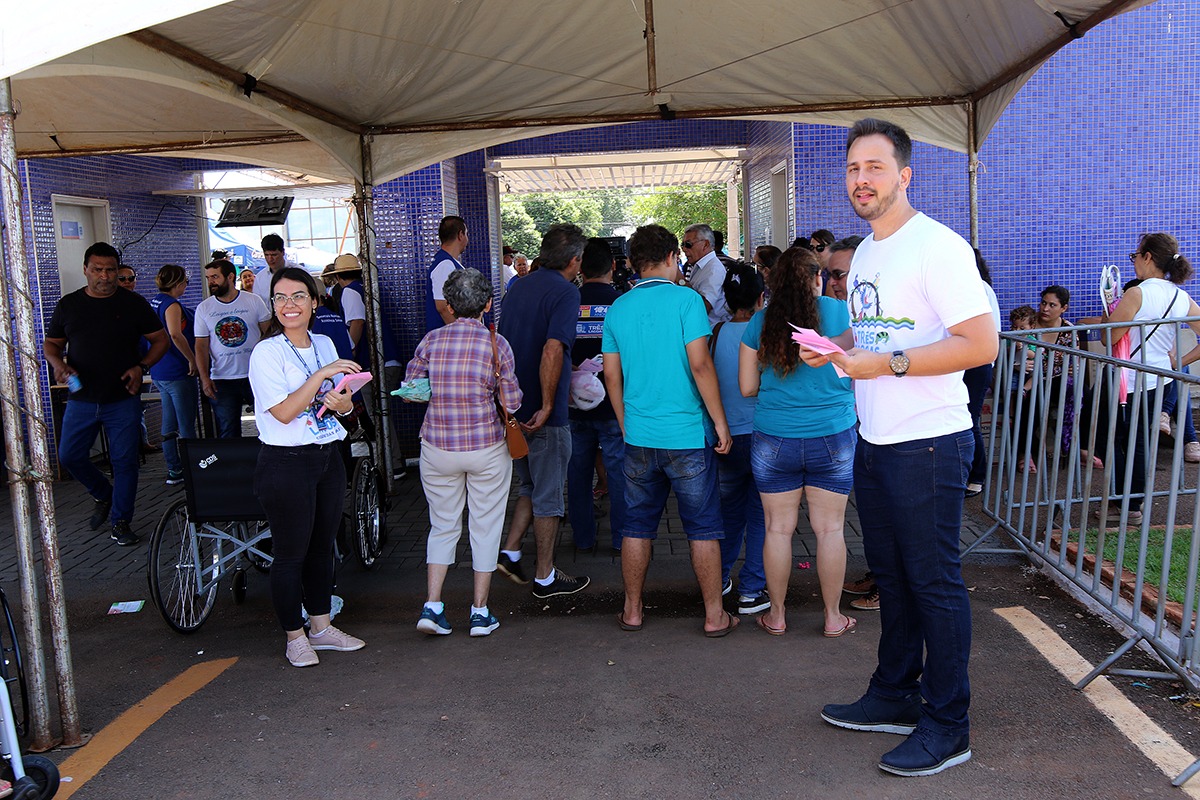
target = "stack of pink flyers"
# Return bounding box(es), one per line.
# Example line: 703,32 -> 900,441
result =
789,324 -> 848,378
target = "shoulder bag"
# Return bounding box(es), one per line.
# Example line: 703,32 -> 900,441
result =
490,326 -> 528,459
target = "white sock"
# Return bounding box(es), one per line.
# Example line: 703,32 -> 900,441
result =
501,550 -> 522,562
534,568 -> 556,586
309,626 -> 329,638
471,605 -> 488,617
424,601 -> 444,614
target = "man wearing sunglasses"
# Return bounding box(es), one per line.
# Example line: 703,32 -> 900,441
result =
681,223 -> 729,327
809,229 -> 836,269
823,235 -> 863,302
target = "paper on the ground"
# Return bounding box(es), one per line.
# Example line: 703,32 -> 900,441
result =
789,324 -> 848,378
108,600 -> 144,615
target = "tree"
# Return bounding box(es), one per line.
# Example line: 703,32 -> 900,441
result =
500,202 -> 541,256
630,185 -> 728,239
520,194 -> 603,237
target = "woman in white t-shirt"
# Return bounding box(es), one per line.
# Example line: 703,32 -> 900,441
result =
248,267 -> 366,668
1104,233 -> 1200,523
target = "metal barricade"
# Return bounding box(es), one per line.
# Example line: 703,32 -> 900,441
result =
967,319 -> 1200,784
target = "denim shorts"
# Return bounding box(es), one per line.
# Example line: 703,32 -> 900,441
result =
751,427 -> 856,495
513,424 -> 571,517
623,444 -> 723,541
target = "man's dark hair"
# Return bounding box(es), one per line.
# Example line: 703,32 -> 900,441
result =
438,215 -> 467,243
538,223 -> 587,271
628,225 -> 679,272
829,235 -> 864,254
83,242 -> 120,265
714,230 -> 726,252
791,237 -> 813,251
205,259 -> 236,279
847,118 -> 913,169
261,233 -> 284,252
581,238 -> 615,280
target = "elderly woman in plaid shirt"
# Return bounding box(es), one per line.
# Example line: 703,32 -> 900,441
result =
405,268 -> 522,637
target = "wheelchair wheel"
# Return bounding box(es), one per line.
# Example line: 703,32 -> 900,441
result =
148,499 -> 220,633
351,457 -> 383,570
11,754 -> 59,800
0,589 -> 29,740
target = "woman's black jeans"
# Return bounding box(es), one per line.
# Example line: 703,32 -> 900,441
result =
255,443 -> 346,631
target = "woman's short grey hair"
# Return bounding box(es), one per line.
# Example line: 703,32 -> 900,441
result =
444,268 -> 492,319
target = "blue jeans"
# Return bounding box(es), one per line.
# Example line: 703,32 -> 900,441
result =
854,430 -> 974,737
1162,375 -> 1196,443
58,395 -> 142,524
566,419 -> 626,549
212,378 -> 254,438
717,433 -> 765,594
155,378 -> 199,476
623,445 -> 723,540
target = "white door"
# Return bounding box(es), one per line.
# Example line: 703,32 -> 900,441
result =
769,164 -> 789,248
52,196 -> 111,297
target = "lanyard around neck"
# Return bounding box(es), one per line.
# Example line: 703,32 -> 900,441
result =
284,336 -> 323,379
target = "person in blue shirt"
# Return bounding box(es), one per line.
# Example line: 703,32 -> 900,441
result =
602,224 -> 735,637
739,246 -> 857,639
711,262 -> 769,616
148,264 -> 198,486
424,216 -> 468,332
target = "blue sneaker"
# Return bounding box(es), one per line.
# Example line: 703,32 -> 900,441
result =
416,606 -> 452,635
821,693 -> 921,735
879,729 -> 971,776
469,612 -> 500,637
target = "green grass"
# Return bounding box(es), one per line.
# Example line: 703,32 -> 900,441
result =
1079,526 -> 1195,605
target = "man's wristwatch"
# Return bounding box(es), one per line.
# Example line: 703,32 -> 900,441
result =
138,362 -> 151,375
888,350 -> 910,377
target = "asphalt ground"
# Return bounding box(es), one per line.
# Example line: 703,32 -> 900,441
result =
2,441 -> 1199,799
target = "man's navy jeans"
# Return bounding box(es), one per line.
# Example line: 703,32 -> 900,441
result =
58,395 -> 142,524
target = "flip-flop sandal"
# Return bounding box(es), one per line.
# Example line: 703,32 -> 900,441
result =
824,616 -> 857,638
756,614 -> 786,636
616,612 -> 642,632
705,611 -> 739,638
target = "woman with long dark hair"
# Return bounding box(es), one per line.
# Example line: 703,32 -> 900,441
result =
739,246 -> 857,637
248,267 -> 365,667
1103,233 -> 1200,523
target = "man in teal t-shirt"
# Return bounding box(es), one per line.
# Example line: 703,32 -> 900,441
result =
602,224 -> 737,637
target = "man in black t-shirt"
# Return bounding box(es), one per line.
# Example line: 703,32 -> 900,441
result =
565,238 -> 626,552
44,242 -> 168,546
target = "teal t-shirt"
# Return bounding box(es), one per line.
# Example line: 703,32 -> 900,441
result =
741,296 -> 856,438
601,279 -> 714,449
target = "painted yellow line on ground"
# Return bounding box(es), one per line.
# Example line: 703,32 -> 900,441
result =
995,606 -> 1200,797
54,657 -> 238,800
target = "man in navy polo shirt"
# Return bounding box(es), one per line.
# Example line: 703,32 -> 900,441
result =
424,216 -> 468,332
496,223 -> 591,599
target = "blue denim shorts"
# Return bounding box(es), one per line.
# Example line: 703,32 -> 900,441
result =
513,424 -> 571,517
623,444 -> 723,541
751,427 -> 856,495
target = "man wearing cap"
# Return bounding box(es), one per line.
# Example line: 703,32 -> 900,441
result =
424,216 -> 468,332
328,254 -> 368,364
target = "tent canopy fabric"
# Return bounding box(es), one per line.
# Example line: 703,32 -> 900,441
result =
5,0 -> 1152,183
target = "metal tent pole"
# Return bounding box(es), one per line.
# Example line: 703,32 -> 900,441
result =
354,135 -> 390,490
0,77 -> 81,748
967,98 -> 980,248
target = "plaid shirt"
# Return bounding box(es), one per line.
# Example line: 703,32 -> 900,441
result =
405,318 -> 522,452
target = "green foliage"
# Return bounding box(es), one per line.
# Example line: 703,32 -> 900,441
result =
520,194 -> 603,236
499,203 -> 541,256
630,185 -> 728,238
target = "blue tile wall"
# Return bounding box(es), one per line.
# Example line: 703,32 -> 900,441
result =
746,120 -> 794,247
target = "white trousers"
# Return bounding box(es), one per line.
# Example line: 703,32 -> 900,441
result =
419,438 -> 513,572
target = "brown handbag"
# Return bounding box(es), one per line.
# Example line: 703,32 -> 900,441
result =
491,326 -> 528,459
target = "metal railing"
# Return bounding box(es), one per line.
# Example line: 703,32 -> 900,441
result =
967,319 -> 1200,785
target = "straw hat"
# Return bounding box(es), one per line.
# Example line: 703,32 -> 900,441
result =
326,253 -> 362,275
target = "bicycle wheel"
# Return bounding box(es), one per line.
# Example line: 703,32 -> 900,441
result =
148,498 -> 220,633
351,457 -> 383,570
0,589 -> 28,740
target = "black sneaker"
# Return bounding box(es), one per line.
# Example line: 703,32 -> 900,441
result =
721,577 -> 733,596
821,693 -> 921,735
531,570 -> 591,599
89,498 -> 112,531
496,552 -> 529,585
737,591 -> 770,615
110,521 -> 139,547
165,471 -> 185,486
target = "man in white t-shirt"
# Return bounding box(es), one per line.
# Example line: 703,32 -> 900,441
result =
806,119 -> 997,778
682,223 -> 729,327
195,258 -> 273,437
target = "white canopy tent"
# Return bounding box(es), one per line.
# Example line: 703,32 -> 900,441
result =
0,0 -> 1157,754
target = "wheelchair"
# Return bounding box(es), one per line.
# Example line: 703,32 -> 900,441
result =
147,436 -> 385,633
0,588 -> 59,798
